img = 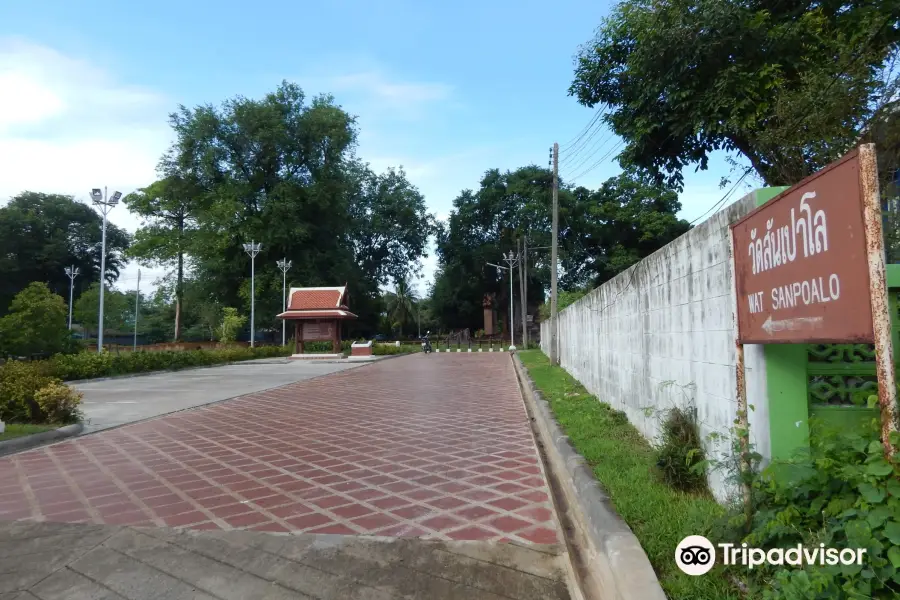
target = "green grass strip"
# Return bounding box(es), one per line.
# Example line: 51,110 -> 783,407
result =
518,349 -> 740,600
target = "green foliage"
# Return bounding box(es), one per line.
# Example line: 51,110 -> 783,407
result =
0,360 -> 59,423
218,308 -> 246,343
162,82 -> 433,339
538,289 -> 589,320
373,343 -> 422,356
73,283 -> 133,336
432,167 -> 688,331
0,192 -> 131,317
124,175 -> 206,341
655,406 -> 709,493
0,283 -> 78,358
729,421 -> 900,599
47,345 -> 290,381
569,0 -> 900,188
33,382 -> 83,424
383,278 -> 419,336
518,349 -> 736,599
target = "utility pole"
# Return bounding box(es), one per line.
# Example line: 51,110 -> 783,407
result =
64,266 -> 80,330
502,250 -> 518,351
133,269 -> 140,351
549,143 -> 559,365
243,241 -> 262,347
518,238 -> 527,349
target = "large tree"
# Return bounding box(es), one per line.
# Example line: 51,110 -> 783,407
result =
0,192 -> 130,316
563,171 -> 691,289
160,81 -> 433,338
124,175 -> 206,342
430,167 -> 690,330
570,0 -> 900,188
0,282 -> 75,358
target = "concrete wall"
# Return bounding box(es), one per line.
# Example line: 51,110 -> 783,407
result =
541,191 -> 771,502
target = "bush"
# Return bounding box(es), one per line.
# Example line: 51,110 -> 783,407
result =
731,420 -> 900,598
34,382 -> 82,424
0,282 -> 77,358
373,343 -> 421,355
0,360 -> 61,423
47,345 -> 291,381
655,406 -> 709,492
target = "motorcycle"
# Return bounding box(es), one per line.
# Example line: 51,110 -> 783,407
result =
421,331 -> 433,354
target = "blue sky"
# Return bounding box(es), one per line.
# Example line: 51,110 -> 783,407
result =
0,0 -> 755,295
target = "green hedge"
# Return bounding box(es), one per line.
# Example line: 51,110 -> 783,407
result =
47,345 -> 291,381
373,343 -> 422,355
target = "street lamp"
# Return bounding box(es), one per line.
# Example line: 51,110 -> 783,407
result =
243,241 -> 262,347
276,258 -> 292,346
64,266 -> 80,330
91,187 -> 120,353
487,250 -> 519,351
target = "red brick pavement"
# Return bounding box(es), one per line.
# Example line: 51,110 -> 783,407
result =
0,354 -> 560,545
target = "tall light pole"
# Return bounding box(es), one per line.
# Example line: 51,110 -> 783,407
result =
243,241 -> 262,347
133,269 -> 141,351
64,266 -> 80,330
276,258 -> 292,346
488,250 -> 519,351
90,187 -> 121,353
549,143 -> 559,365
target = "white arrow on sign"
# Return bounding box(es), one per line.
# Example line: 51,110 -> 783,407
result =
761,315 -> 824,335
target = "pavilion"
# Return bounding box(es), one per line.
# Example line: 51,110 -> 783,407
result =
276,285 -> 357,356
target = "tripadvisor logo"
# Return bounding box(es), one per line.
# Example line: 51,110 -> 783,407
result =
675,535 -> 867,576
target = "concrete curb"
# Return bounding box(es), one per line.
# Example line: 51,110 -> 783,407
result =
511,354 -> 666,600
0,423 -> 83,456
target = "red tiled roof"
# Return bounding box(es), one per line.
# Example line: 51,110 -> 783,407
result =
288,286 -> 347,310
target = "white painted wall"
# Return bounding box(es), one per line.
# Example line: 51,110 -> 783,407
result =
541,192 -> 770,503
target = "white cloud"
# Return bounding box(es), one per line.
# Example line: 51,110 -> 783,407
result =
0,37 -> 173,293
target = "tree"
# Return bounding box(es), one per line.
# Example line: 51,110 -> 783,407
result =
73,283 -> 132,337
0,282 -> 75,357
162,81 -> 433,337
348,165 -> 435,287
0,192 -> 130,316
430,167 -> 689,331
383,277 -> 418,336
570,0 -> 900,188
219,308 -> 246,343
562,171 -> 691,289
124,175 -> 205,342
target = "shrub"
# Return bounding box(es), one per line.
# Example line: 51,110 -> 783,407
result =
0,360 -> 60,423
730,420 -> 900,598
34,382 -> 83,424
655,405 -> 709,493
47,345 -> 291,381
373,343 -> 421,355
0,283 -> 76,358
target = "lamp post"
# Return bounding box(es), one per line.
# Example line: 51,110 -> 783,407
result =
133,269 -> 141,351
243,241 -> 262,347
90,187 -> 121,353
487,250 -> 519,351
276,258 -> 292,346
64,266 -> 80,330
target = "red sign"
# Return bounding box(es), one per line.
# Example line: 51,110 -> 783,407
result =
730,148 -> 874,344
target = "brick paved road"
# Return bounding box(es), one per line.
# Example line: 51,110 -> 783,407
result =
0,354 -> 560,545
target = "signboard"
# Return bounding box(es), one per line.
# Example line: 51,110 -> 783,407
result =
302,321 -> 334,341
730,148 -> 874,344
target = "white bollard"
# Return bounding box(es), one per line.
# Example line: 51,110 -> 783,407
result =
478,348 -> 483,352
468,348 -> 472,352
0,419 -> 4,434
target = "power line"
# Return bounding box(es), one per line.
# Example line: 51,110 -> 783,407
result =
560,108 -> 606,153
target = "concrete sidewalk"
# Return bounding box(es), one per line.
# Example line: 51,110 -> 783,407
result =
73,359 -> 364,434
0,519 -> 572,600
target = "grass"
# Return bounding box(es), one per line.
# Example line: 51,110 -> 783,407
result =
518,349 -> 741,600
0,423 -> 55,442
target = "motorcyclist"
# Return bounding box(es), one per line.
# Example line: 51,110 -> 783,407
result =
421,330 -> 432,354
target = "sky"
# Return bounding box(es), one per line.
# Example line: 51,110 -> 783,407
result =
0,0 -> 756,297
